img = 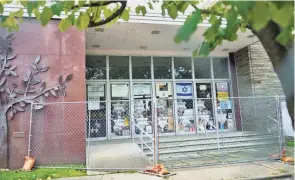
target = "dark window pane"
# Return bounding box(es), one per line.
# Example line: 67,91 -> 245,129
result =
86,56 -> 106,80
132,56 -> 151,79
109,56 -> 129,79
153,57 -> 172,79
174,57 -> 192,79
194,58 -> 211,79
213,58 -> 229,79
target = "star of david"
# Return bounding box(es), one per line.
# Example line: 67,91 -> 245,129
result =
182,86 -> 187,93
95,122 -> 101,128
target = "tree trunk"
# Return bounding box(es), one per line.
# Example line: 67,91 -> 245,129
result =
0,109 -> 8,168
253,21 -> 294,128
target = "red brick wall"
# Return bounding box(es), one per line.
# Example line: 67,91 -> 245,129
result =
1,19 -> 86,169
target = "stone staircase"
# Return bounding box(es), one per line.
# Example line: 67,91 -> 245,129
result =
137,131 -> 280,168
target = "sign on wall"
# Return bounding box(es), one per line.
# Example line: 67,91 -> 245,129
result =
133,83 -> 151,96
156,83 -> 172,98
112,84 -> 129,98
87,84 -> 104,110
176,83 -> 193,98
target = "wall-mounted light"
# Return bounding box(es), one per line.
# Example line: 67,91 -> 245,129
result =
95,28 -> 104,32
247,35 -> 256,38
140,46 -> 148,49
151,30 -> 160,35
92,45 -> 100,48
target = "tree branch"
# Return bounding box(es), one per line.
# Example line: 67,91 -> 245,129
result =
4,84 -> 59,114
88,1 -> 127,27
71,1 -> 124,10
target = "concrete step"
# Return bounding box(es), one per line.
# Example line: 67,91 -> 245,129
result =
144,141 -> 279,156
142,136 -> 278,151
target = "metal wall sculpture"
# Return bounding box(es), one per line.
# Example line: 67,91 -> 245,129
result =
0,34 -> 73,168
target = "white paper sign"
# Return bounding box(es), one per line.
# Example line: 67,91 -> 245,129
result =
88,84 -> 104,97
156,83 -> 172,98
133,83 -> 151,96
87,84 -> 104,110
88,101 -> 100,110
112,84 -> 129,97
200,85 -> 207,91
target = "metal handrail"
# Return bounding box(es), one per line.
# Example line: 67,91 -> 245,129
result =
267,116 -> 279,134
132,121 -> 155,163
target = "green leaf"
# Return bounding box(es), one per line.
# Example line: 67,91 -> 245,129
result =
38,1 -> 46,6
13,9 -> 24,18
40,7 -> 53,26
198,42 -> 210,57
104,8 -> 112,18
59,17 -> 72,32
75,13 -> 90,30
168,4 -> 178,19
178,2 -> 189,14
121,9 -> 129,21
0,4 -> 4,14
276,25 -> 292,46
272,4 -> 293,28
20,1 -> 28,7
228,33 -> 238,41
225,11 -> 238,34
251,2 -> 271,31
203,24 -> 220,42
51,2 -> 64,16
135,6 -> 141,15
78,0 -> 86,7
174,9 -> 202,43
240,26 -> 247,33
141,6 -> 147,16
148,2 -> 153,10
33,9 -> 40,20
27,1 -> 38,17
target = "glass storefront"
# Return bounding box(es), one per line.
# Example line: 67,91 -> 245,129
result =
86,55 -> 233,139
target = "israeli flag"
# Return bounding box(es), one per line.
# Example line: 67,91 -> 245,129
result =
176,83 -> 193,98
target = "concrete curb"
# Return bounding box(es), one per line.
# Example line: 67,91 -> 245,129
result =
244,173 -> 294,180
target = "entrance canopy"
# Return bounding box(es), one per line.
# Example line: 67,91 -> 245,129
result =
86,22 -> 259,57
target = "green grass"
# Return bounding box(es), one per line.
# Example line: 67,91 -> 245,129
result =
0,168 -> 87,180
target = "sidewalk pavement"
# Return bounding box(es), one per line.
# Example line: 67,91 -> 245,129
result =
58,161 -> 294,180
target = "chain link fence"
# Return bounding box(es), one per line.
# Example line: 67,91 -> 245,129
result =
28,96 -> 286,169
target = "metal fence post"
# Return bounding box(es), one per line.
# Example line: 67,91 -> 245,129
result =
276,96 -> 284,158
153,101 -> 159,165
27,103 -> 33,157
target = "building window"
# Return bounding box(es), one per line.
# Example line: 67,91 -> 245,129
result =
212,58 -> 229,79
132,56 -> 151,79
194,58 -> 211,79
109,56 -> 129,79
86,56 -> 106,80
174,57 -> 192,79
153,57 -> 172,79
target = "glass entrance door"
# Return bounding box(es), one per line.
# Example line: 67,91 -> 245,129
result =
133,83 -> 152,135
176,82 -> 196,134
110,82 -> 130,139
215,81 -> 234,130
155,82 -> 175,135
86,82 -> 107,140
196,82 -> 215,133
